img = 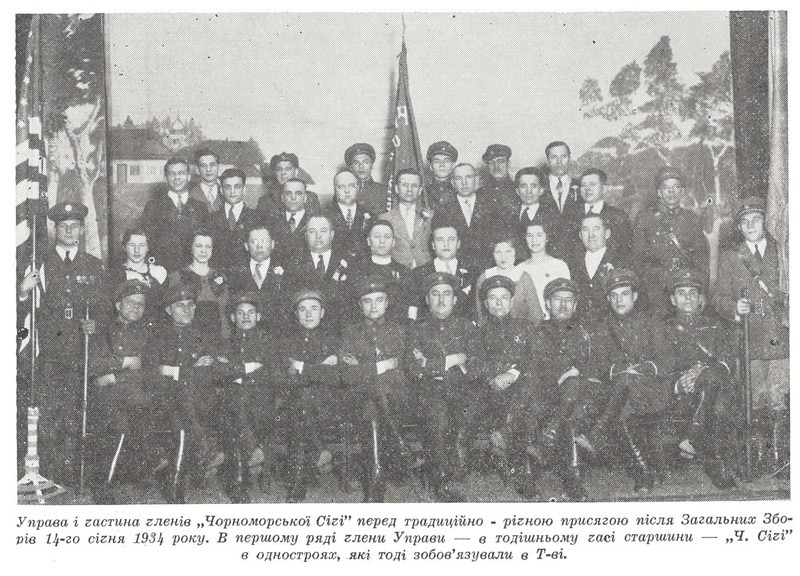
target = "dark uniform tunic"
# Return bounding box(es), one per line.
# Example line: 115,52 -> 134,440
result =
479,175 -> 519,219
349,258 -> 416,325
633,206 -> 708,313
427,178 -> 456,211
35,249 -> 108,486
358,179 -> 390,218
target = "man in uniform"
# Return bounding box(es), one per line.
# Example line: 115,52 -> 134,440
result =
587,268 -> 674,493
479,144 -> 518,217
18,201 -> 108,488
140,157 -> 208,272
526,278 -> 610,500
88,279 -> 152,504
460,275 -> 539,498
378,168 -> 432,269
189,147 -> 224,213
633,167 -> 708,314
714,197 -> 789,472
148,283 -> 224,504
405,272 -> 479,501
426,140 -> 458,209
349,219 -> 416,325
257,152 -> 321,218
346,143 -> 387,216
664,269 -> 738,489
340,275 -> 411,502
278,289 -> 340,502
209,167 -> 264,271
326,169 -> 371,260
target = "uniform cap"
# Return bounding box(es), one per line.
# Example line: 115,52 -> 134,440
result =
48,202 -> 88,223
114,279 -> 149,303
423,271 -> 459,294
163,282 -> 198,306
426,141 -> 458,163
668,268 -> 706,293
654,166 -> 685,188
291,288 -> 325,309
479,275 -> 516,301
482,144 -> 512,163
270,152 -> 299,170
344,143 -> 376,166
543,278 -> 579,301
603,268 -> 639,294
736,196 -> 766,221
356,274 -> 388,298
228,291 -> 261,314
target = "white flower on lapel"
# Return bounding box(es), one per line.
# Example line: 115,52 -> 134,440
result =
273,266 -> 284,276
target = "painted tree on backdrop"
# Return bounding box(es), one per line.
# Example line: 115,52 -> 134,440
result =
580,36 -> 735,289
43,14 -> 107,259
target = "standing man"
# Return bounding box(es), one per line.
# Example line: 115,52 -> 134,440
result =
714,197 -> 789,472
633,167 -> 708,314
515,166 -> 560,256
540,141 -> 582,261
345,142 -> 386,217
664,269 -> 738,489
257,152 -> 321,218
426,140 -> 458,209
18,201 -> 108,488
480,143 -> 518,217
189,147 -> 224,213
209,168 -> 264,271
326,169 -> 371,260
378,168 -> 432,269
140,156 -> 208,272
405,272 -> 479,501
574,168 -> 634,259
271,178 -> 314,261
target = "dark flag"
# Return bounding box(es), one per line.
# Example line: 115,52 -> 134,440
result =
385,39 -> 426,211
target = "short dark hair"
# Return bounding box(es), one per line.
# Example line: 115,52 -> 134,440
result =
246,222 -> 274,240
514,166 -> 545,186
220,167 -> 247,185
580,212 -> 610,230
491,233 -> 519,252
580,167 -> 607,186
545,141 -> 571,158
431,219 -> 462,238
164,156 -> 190,175
394,168 -> 421,184
367,218 -> 394,236
194,147 -> 219,164
525,220 -> 552,238
122,227 -> 148,246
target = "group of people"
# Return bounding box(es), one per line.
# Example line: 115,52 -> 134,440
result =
17,138 -> 789,504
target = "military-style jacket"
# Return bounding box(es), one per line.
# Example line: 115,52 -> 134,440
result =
633,205 -> 709,275
528,318 -> 608,387
349,258 -> 415,324
358,179 -> 390,217
148,320 -> 217,384
470,315 -> 531,385
274,325 -> 340,390
220,327 -> 273,382
405,315 -> 478,388
340,318 -> 408,397
90,317 -> 152,408
661,312 -> 732,379
411,259 -> 478,322
713,237 -> 789,360
426,178 -> 456,211
595,311 -> 674,378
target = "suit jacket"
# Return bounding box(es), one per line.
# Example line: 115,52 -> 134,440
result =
432,193 -> 513,269
140,193 -> 208,273
378,203 -> 433,269
479,175 -> 519,218
568,246 -> 631,326
566,203 -> 634,260
516,202 -> 561,258
271,209 -> 313,262
285,247 -> 353,332
208,205 -> 266,272
189,181 -> 225,213
228,258 -> 288,330
256,181 -> 321,219
358,179 -> 389,217
539,175 -> 583,261
326,202 -> 371,260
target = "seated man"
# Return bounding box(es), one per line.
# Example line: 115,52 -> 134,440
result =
148,283 -> 225,504
587,268 -> 674,494
216,292 -> 271,502
526,278 -> 611,501
663,269 -> 738,489
340,275 -> 411,502
405,272 -> 479,502
460,275 -> 539,498
88,280 -> 154,504
276,289 -> 340,503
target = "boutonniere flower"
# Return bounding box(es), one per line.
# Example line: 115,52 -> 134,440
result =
459,268 -> 469,275
214,275 -> 225,285
339,259 -> 348,269
392,270 -> 400,280
420,209 -> 432,220
602,262 -> 614,273
463,285 -> 472,295
273,266 -> 284,276
364,213 -> 371,221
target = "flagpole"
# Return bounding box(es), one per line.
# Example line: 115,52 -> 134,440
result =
101,14 -> 115,267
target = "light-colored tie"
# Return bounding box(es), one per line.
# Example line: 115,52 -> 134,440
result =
253,264 -> 263,287
463,199 -> 473,226
289,214 -> 297,232
227,207 -> 237,230
556,180 -> 564,212
346,208 -> 354,229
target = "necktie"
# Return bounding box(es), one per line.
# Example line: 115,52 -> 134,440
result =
289,214 -> 297,232
556,180 -> 564,212
316,254 -> 326,278
227,207 -> 237,230
463,199 -> 473,226
253,264 -> 263,286
64,251 -> 73,265
345,208 -> 354,229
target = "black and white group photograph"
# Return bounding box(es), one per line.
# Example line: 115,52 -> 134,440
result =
13,10 -> 790,508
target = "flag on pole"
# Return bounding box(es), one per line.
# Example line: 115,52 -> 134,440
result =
16,15 -> 47,355
385,38 -> 426,211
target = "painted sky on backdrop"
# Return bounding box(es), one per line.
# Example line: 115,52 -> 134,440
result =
106,12 -> 730,190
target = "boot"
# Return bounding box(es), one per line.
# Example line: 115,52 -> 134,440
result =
285,434 -> 308,503
157,430 -> 186,504
619,420 -> 654,494
584,385 -> 629,455
92,433 -> 124,505
561,427 -> 587,501
769,411 -> 790,478
363,420 -> 385,503
703,422 -> 737,490
514,452 -> 542,501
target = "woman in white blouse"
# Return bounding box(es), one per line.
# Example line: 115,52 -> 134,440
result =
516,222 -> 571,320
114,227 -> 168,323
474,234 -> 544,326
